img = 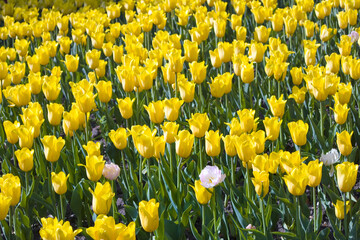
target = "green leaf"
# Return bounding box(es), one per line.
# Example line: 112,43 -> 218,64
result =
271,231 -> 297,239
189,217 -> 202,240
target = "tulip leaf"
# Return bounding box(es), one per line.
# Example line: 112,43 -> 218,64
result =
181,204 -> 192,227
231,197 -> 248,228
308,115 -> 327,152
241,228 -> 267,239
124,205 -> 138,221
325,207 -> 346,240
316,228 -> 330,240
271,231 -> 297,239
203,224 -> 216,239
189,217 -> 202,240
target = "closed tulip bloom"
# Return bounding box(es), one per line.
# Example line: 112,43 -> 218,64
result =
3,84 -> 32,107
102,42 -> 113,57
252,171 -> 269,198
251,6 -> 265,24
191,180 -> 212,205
15,147 -> 34,172
189,61 -> 207,84
248,41 -> 267,63
214,18 -> 226,38
167,50 -> 185,73
254,26 -> 271,43
153,136 -> 166,159
95,60 -> 107,78
139,199 -> 159,232
336,161 -> 358,192
40,217 -> 82,239
0,174 -> 21,206
95,81 -> 112,103
28,72 -> 42,94
187,113 -> 211,138
17,125 -> 34,149
283,164 -> 309,196
64,55 -> 79,73
41,135 -> 65,162
222,135 -> 237,157
79,155 -> 106,182
325,53 -> 341,74
205,130 -> 222,157
252,154 -> 269,173
263,117 -> 282,141
320,25 -> 337,42
59,37 -> 72,54
47,103 -> 64,126
337,11 -> 348,29
237,109 -> 258,133
288,120 -> 309,146
51,172 -> 69,195
144,100 -> 164,124
164,98 -> 184,121
76,91 -> 97,113
15,39 -> 29,57
251,130 -> 267,154
112,45 -> 124,64
240,62 -> 254,84
336,130 -> 353,156
336,82 -> 352,104
234,134 -> 256,164
35,46 -> 50,66
337,35 -> 353,57
117,97 -> 135,119
109,128 -> 128,150
218,42 -> 234,63
333,200 -> 350,220
209,77 -> 225,98
89,182 -> 114,215
331,103 -> 349,125
9,62 -> 25,84
307,160 -> 323,187
0,193 -> 11,220
209,49 -> 222,68
284,16 -> 297,37
267,95 -> 286,118
86,49 -> 101,69
161,122 -> 179,144
83,141 -> 101,156
175,130 -> 194,158
290,67 -> 303,85
42,77 -> 61,101
235,26 -> 247,41
271,12 -> 284,32
303,20 -> 316,38
289,86 -> 307,104
3,120 -> 20,144
0,61 -> 8,80
184,40 -> 199,62
26,55 -> 40,73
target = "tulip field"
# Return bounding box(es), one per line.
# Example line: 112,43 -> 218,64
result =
1,0 -> 360,239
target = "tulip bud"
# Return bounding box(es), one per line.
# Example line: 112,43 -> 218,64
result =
51,172 -> 69,195
191,180 -> 212,205
109,128 -> 129,150
15,147 -> 34,172
336,130 -> 353,156
333,200 -> 350,220
336,161 -> 358,192
288,120 -> 309,147
139,199 -> 159,232
175,130 -> 194,158
89,182 -> 114,215
187,113 -> 211,138
252,171 -> 269,198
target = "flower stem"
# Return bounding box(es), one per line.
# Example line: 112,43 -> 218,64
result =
313,187 -> 317,232
147,158 -> 151,200
85,113 -> 89,143
60,194 -> 65,220
202,205 -> 205,240
139,156 -> 143,200
343,193 -> 348,238
212,190 -> 218,239
260,197 -> 266,234
111,180 -> 117,218
320,101 -> 324,138
295,196 -> 301,237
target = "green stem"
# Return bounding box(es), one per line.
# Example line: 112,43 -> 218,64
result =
231,157 -> 235,187
60,194 -> 65,220
199,138 -> 203,171
25,172 -> 29,195
85,112 -> 89,143
343,193 -> 348,238
295,196 -> 301,237
201,205 -> 205,239
320,101 -> 324,138
260,197 -> 266,234
212,190 -> 218,239
313,187 -> 316,232
139,156 -> 143,200
111,180 -> 117,218
238,76 -> 243,108
147,158 -> 151,200
121,151 -> 130,194
9,207 -> 13,239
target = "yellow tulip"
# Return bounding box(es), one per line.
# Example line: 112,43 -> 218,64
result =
95,81 -> 112,103
218,42 -> 234,63
325,53 -> 341,74
117,97 -> 135,119
40,217 -> 82,239
237,109 -> 258,133
222,135 -> 237,157
187,113 -> 211,138
270,12 -> 283,32
289,86 -> 307,104
347,9 -> 357,26
112,45 -> 124,64
241,62 -> 254,84
251,6 -> 265,24
252,171 -> 269,198
164,98 -> 184,122
336,130 -> 353,156
0,173 -> 21,206
337,35 -> 353,57
28,72 -> 42,94
15,147 -> 34,172
288,120 -> 309,147
3,84 -> 32,107
234,133 -> 256,164
175,130 -> 194,158
283,164 -> 309,196
254,26 -> 271,43
59,37 -> 72,54
153,136 -> 166,159
209,49 -> 222,68
144,100 -> 165,124
35,46 -> 49,66
83,141 -> 101,157
79,155 -> 105,182
86,49 -> 101,69
42,76 -> 61,101
214,18 -> 226,38
336,161 -> 358,192
130,125 -> 156,159
17,125 -> 34,149
109,128 -> 129,150
290,67 -> 303,85
191,180 -> 212,205
3,120 -> 20,144
331,103 -> 349,125
284,16 -> 297,37
189,61 -> 207,84
41,135 -> 65,163
248,41 -> 267,63
14,39 -> 29,57
205,130 -> 222,157
267,95 -> 286,118
89,182 -> 114,215
47,103 -> 64,126
235,26 -> 247,41
184,40 -> 199,62
302,20 -> 316,38
139,199 -> 159,233
64,55 -> 79,73
161,122 -> 179,144
0,193 -> 11,220
333,200 -> 350,220
51,172 -> 69,195
307,160 -> 323,187
337,11 -> 348,29
336,82 -> 352,104
320,25 -> 337,42
26,55 -> 41,73
263,117 -> 282,141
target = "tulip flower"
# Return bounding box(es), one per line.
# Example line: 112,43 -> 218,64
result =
41,135 -> 65,163
331,103 -> 349,125
252,154 -> 269,173
161,122 -> 179,144
47,103 -> 64,126
3,84 -> 32,107
251,6 -> 265,24
86,49 -> 101,69
40,217 -> 82,239
290,67 -> 303,85
209,49 -> 221,68
144,100 -> 165,124
336,83 -> 352,104
325,53 -> 341,74
252,171 -> 269,198
3,120 -> 20,144
17,125 -> 34,149
191,180 -> 213,205
237,109 -> 258,133
302,20 -> 316,38
139,199 -> 159,233
79,155 -> 105,182
320,149 -> 340,167
0,173 -> 21,206
117,97 -> 135,119
307,160 -> 323,187
263,117 -> 282,141
163,98 -> 184,122
187,113 -> 211,138
234,134 -> 257,164
241,62 -> 255,84
189,61 -> 207,84
288,120 -> 309,147
59,37 -> 72,54
184,40 -> 199,62
284,16 -> 297,37
51,172 -> 69,195
83,141 -> 101,157
109,128 -> 129,150
336,161 -> 358,193
250,130 -> 267,154
283,165 -> 309,196
337,35 -> 353,57
336,130 -> 353,156
267,95 -> 286,118
289,86 -> 307,104
271,12 -> 284,32
42,76 -> 61,101
320,25 -> 337,42
248,41 -> 267,63
102,162 -> 120,181
64,54 -> 79,73
218,42 -> 234,63
254,26 -> 271,43
28,72 -> 43,94
0,193 -> 11,221
205,130 -> 222,157
235,26 -> 247,41
87,215 -> 135,239
131,125 -> 156,159
15,147 -> 34,172
14,39 -> 29,57
175,130 -> 194,158
153,136 -> 166,159
88,181 -> 114,216
222,135 -> 237,157
333,200 -> 350,220
95,81 -> 112,103
199,165 -> 226,188
214,18 -> 226,38
112,45 -> 124,64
